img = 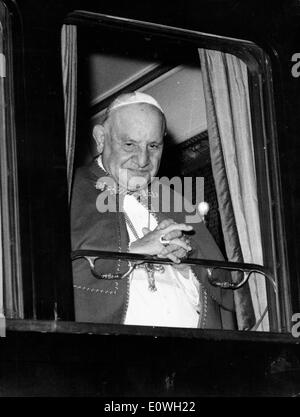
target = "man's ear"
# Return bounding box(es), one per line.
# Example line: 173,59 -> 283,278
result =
92,124 -> 105,154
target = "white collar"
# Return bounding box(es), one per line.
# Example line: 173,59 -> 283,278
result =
96,155 -> 106,173
96,155 -> 151,202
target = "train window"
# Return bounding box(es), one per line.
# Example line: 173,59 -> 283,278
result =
61,12 -> 290,335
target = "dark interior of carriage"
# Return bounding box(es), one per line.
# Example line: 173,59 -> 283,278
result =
74,26 -> 226,256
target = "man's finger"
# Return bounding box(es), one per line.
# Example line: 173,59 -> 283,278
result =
160,244 -> 178,255
161,223 -> 193,236
160,240 -> 191,255
157,251 -> 180,263
163,229 -> 182,241
165,238 -> 191,252
166,252 -> 180,264
156,219 -> 175,231
172,247 -> 187,259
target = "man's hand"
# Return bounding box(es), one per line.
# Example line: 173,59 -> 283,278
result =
129,218 -> 193,263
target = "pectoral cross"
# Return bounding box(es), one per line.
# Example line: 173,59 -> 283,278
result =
136,263 -> 165,292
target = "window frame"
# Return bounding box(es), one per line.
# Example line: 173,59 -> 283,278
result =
62,10 -> 290,336
3,9 -> 290,341
0,0 -> 24,330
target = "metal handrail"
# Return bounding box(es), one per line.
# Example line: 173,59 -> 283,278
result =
71,249 -> 278,331
71,249 -> 277,294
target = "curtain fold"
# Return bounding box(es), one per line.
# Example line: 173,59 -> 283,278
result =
0,17 -> 5,336
199,49 -> 268,331
61,24 -> 77,200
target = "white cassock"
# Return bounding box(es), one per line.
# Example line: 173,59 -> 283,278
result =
123,194 -> 200,328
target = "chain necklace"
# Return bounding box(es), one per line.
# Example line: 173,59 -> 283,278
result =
96,156 -> 164,291
124,196 -> 165,292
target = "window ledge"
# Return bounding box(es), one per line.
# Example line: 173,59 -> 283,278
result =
5,318 -> 299,345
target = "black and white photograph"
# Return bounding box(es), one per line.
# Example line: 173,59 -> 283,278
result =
0,0 -> 299,401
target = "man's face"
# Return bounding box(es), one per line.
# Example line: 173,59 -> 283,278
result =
101,103 -> 165,191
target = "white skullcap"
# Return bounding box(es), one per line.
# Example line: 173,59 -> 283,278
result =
108,92 -> 164,114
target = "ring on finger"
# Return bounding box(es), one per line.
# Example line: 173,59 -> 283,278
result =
159,235 -> 170,246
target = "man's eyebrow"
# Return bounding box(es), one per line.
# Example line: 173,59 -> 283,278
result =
120,136 -> 163,144
121,136 -> 138,143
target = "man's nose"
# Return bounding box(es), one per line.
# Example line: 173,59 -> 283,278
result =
137,148 -> 149,168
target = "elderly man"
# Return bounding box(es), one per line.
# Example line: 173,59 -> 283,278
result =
71,92 -> 235,329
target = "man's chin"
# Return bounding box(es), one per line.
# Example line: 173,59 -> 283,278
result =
116,180 -> 149,193
127,174 -> 150,191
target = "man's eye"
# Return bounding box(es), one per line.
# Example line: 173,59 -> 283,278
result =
149,143 -> 159,150
125,143 -> 134,148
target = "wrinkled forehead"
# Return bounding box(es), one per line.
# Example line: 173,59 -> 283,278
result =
106,103 -> 166,140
